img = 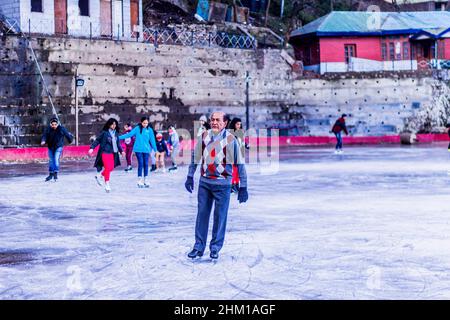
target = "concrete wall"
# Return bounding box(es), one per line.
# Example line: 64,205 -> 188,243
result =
0,35 -> 443,146
0,0 -> 21,24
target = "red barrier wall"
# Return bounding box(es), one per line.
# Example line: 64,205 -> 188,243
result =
1,134 -> 448,162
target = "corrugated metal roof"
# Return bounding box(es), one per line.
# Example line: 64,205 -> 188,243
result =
291,11 -> 450,38
384,0 -> 447,4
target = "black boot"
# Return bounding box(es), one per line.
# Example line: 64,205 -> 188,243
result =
210,250 -> 219,260
45,172 -> 54,182
187,249 -> 203,259
53,172 -> 58,181
150,164 -> 157,172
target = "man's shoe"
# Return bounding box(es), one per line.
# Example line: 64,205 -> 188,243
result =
187,249 -> 203,259
210,250 -> 219,259
45,173 -> 54,182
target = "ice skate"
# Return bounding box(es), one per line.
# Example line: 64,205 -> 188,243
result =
150,164 -> 157,172
187,249 -> 203,259
45,173 -> 54,182
53,172 -> 58,181
105,182 -> 111,193
124,166 -> 132,172
95,174 -> 104,186
137,178 -> 144,188
168,166 -> 178,172
144,177 -> 150,188
209,250 -> 219,260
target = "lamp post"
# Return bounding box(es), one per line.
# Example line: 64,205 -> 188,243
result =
245,71 -> 251,130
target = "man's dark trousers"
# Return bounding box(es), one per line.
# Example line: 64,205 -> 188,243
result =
194,180 -> 232,253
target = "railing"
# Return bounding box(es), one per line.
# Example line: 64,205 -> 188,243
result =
428,59 -> 450,70
142,27 -> 256,49
1,15 -> 257,50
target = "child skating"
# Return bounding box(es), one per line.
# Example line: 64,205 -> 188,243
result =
123,123 -> 136,172
155,132 -> 169,173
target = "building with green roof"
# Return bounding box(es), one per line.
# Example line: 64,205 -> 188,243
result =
289,11 -> 450,74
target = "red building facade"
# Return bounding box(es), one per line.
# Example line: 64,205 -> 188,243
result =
290,12 -> 450,73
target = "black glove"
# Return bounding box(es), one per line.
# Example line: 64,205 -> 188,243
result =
185,176 -> 194,193
237,187 -> 248,203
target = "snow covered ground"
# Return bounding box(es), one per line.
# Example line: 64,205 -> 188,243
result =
1,144 -> 450,299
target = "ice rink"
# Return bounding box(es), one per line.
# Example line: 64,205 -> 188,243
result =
1,144 -> 450,299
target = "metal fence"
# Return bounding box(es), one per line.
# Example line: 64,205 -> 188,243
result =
142,27 -> 256,49
0,15 -> 256,50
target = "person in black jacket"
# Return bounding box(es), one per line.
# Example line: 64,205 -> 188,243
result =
88,118 -> 124,193
41,117 -> 74,182
331,114 -> 349,154
155,132 -> 169,173
446,123 -> 450,151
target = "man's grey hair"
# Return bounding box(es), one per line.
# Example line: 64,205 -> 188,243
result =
210,111 -> 228,122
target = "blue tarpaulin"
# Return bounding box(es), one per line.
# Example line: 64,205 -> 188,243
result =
196,0 -> 210,21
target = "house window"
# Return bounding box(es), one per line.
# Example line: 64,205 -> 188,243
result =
381,43 -> 387,60
79,0 -> 89,16
31,0 -> 43,12
344,44 -> 356,64
411,45 -> 416,60
403,42 -> 409,60
389,42 -> 395,60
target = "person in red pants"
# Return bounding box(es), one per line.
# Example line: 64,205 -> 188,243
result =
228,117 -> 248,193
88,118 -> 124,193
123,123 -> 135,172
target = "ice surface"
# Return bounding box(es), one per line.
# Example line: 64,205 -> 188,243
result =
1,144 -> 450,299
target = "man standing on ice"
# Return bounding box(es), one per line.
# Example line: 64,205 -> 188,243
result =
41,117 -> 74,182
331,113 -> 348,154
185,111 -> 249,260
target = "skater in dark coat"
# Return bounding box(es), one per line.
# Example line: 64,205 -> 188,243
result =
41,117 -> 74,182
185,111 -> 249,260
446,123 -> 450,151
228,117 -> 249,193
88,118 -> 124,193
331,114 -> 349,153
